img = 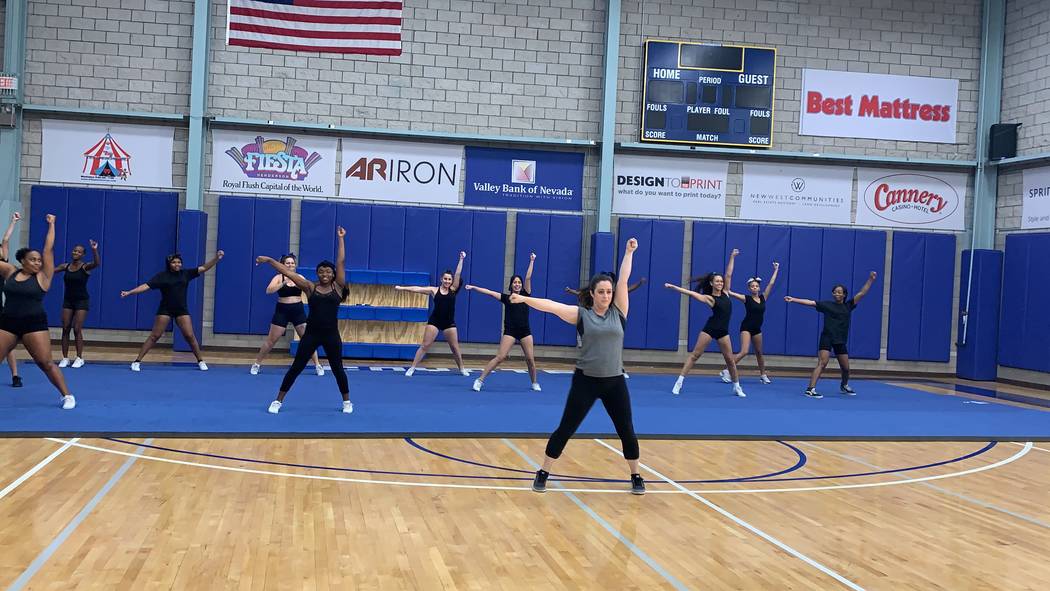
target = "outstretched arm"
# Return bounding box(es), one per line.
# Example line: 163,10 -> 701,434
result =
120,283 -> 151,298
627,277 -> 647,293
452,251 -> 466,291
852,271 -> 878,304
395,285 -> 438,296
784,296 -> 817,307
614,238 -> 637,317
724,248 -> 739,291
509,293 -> 578,326
564,286 -> 581,296
725,288 -> 746,302
1,212 -> 19,261
335,226 -> 347,289
256,256 -> 314,293
197,250 -> 225,274
665,283 -> 715,306
464,284 -> 502,300
84,239 -> 101,271
763,262 -> 780,299
524,252 -> 535,293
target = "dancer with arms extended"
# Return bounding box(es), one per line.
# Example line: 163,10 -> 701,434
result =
249,253 -> 323,376
719,261 -> 779,384
0,213 -> 22,386
397,251 -> 469,377
55,239 -> 101,368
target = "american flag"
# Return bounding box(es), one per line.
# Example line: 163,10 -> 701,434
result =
227,0 -> 403,56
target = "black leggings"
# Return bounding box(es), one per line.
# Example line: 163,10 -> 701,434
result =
545,369 -> 639,461
279,329 -> 349,395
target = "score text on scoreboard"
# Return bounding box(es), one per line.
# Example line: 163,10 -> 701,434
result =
641,40 -> 777,148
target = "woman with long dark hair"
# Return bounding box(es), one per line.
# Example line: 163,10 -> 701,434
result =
55,239 -> 101,368
250,253 -> 323,376
396,251 -> 468,377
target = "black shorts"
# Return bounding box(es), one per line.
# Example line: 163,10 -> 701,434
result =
504,326 -> 532,341
62,299 -> 90,311
0,314 -> 49,338
271,302 -> 307,327
703,327 -> 729,340
740,323 -> 762,336
156,306 -> 190,318
818,335 -> 848,355
428,317 -> 456,331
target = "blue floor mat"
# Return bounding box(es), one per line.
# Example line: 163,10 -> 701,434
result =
1,363 -> 1048,439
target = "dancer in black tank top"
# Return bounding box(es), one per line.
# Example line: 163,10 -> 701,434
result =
397,251 -> 468,377
665,248 -> 746,397
0,214 -> 76,409
466,251 -> 541,392
121,250 -> 224,372
259,226 -> 352,414
719,261 -> 780,385
250,253 -> 322,376
0,212 -> 22,386
55,239 -> 101,369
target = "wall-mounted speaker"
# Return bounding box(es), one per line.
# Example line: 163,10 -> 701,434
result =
989,123 -> 1021,160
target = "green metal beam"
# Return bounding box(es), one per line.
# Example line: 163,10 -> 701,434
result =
971,0 -> 1006,250
0,0 -> 26,251
185,0 -> 211,210
595,0 -> 621,232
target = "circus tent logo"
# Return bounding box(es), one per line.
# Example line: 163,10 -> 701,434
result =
82,133 -> 131,181
225,136 -> 321,181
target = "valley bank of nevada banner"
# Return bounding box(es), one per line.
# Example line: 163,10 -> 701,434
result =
1022,166 -> 1050,229
800,69 -> 959,143
340,139 -> 463,205
41,119 -> 174,188
740,162 -> 853,225
856,168 -> 967,231
613,155 -> 727,218
210,130 -> 338,197
464,147 -> 584,211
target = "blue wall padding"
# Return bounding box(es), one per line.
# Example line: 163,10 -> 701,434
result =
368,206 -> 405,271
514,213 -> 550,343
723,223 -> 759,351
28,186 -> 69,324
544,215 -> 584,346
173,210 -> 207,352
998,234 -> 1027,369
402,207 -> 439,279
755,224 -> 791,355
249,198 -> 292,334
957,249 -> 1002,380
918,233 -> 956,362
645,220 -> 685,350
689,221 -> 725,351
337,203 -> 371,269
1028,234 -> 1050,371
135,193 -> 178,330
298,200 -> 336,268
99,191 -> 141,330
437,209 -> 473,339
888,232 -> 924,360
466,210 -> 506,344
1001,233 -> 1050,372
64,188 -> 106,329
214,196 -> 254,334
617,218 -> 652,349
590,231 -> 614,278
784,227 -> 823,356
849,229 -> 886,359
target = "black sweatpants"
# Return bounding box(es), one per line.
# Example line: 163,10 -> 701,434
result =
279,328 -> 349,395
545,369 -> 639,460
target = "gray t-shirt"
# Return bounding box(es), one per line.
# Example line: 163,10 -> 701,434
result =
576,304 -> 626,378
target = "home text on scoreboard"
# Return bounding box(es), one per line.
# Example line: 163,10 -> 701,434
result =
641,40 -> 777,148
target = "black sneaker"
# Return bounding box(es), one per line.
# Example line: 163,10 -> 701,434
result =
12,375 -> 22,388
630,474 -> 646,495
840,384 -> 856,396
532,469 -> 549,493
804,387 -> 822,399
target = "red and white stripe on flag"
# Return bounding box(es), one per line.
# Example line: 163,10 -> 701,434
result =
227,0 -> 403,56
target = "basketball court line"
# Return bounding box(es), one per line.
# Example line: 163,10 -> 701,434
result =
0,438 -> 79,502
1011,441 -> 1050,453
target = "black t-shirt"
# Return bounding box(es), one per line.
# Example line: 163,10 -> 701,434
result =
147,268 -> 201,311
500,289 -> 530,331
816,299 -> 857,344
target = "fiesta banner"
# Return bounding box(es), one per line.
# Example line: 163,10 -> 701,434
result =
464,147 -> 584,211
1022,166 -> 1050,229
339,139 -> 462,205
740,163 -> 853,225
210,130 -> 338,197
41,119 -> 174,188
613,155 -> 727,218
800,69 -> 959,144
856,168 -> 967,231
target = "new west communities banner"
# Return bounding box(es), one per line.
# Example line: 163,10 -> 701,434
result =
740,162 -> 853,224
340,139 -> 463,205
613,155 -> 727,218
856,168 -> 967,231
210,130 -> 338,198
41,119 -> 175,188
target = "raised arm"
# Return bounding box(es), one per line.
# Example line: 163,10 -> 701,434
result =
763,262 -> 780,299
664,282 -> 715,306
39,214 -> 57,289
395,285 -> 438,296
452,251 -> 466,291
524,252 -> 536,293
1,212 -> 19,261
84,239 -> 101,271
784,296 -> 817,307
464,284 -> 502,300
852,271 -> 878,304
509,293 -> 578,326
197,250 -> 225,274
724,248 -> 739,291
335,226 -> 347,289
614,238 -> 637,317
120,283 -> 151,298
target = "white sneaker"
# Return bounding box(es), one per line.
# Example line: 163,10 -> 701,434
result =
267,400 -> 282,414
58,358 -> 69,368
760,374 -> 772,384
672,375 -> 684,396
733,382 -> 747,398
61,395 -> 76,410
460,368 -> 470,376
719,369 -> 731,383
623,371 -> 630,379
531,382 -> 542,392
131,361 -> 141,372
71,357 -> 85,368
250,363 -> 260,375
315,365 -> 325,376
342,400 -> 354,414
198,361 -> 209,371
405,368 -> 414,377
472,379 -> 483,392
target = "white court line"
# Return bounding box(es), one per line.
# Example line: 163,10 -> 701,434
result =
0,438 -> 79,502
1011,441 -> 1050,454
594,439 -> 866,591
42,438 -> 1033,495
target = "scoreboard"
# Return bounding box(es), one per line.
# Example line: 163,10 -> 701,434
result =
640,40 -> 777,148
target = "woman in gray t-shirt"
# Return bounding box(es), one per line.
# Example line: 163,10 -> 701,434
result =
509,238 -> 645,496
